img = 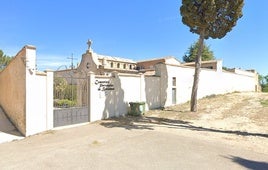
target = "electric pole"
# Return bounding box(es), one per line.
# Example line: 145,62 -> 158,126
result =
67,53 -> 77,69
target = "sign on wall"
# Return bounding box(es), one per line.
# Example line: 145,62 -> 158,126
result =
95,80 -> 114,91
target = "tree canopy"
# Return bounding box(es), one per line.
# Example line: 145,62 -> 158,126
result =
259,74 -> 268,92
0,50 -> 13,70
183,41 -> 215,62
180,0 -> 244,112
180,0 -> 244,39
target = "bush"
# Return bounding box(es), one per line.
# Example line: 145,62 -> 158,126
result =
262,85 -> 268,92
260,99 -> 268,107
54,78 -> 77,100
54,99 -> 77,108
204,94 -> 216,99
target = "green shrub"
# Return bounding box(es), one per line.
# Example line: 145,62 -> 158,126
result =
54,78 -> 77,100
54,99 -> 77,108
262,85 -> 268,92
204,94 -> 216,99
260,100 -> 268,107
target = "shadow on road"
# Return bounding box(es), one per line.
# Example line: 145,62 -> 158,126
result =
224,155 -> 268,170
99,116 -> 190,131
100,115 -> 268,138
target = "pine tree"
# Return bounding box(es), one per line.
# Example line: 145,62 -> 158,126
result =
180,0 -> 244,112
0,50 -> 13,70
183,41 -> 215,62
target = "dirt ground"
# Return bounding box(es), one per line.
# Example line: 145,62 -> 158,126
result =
145,92 -> 268,154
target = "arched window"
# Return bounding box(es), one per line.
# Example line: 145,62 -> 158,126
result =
123,64 -> 126,69
110,62 -> 114,68
129,65 -> 132,69
117,63 -> 120,68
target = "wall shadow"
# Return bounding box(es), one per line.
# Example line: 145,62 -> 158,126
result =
224,155 -> 268,170
145,75 -> 162,109
102,73 -> 128,119
142,63 -> 170,111
100,115 -> 268,138
0,106 -> 23,137
155,63 -> 168,108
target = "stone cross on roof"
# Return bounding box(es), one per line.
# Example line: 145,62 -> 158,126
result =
87,39 -> 92,51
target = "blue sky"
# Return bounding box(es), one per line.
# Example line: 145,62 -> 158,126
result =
0,0 -> 267,75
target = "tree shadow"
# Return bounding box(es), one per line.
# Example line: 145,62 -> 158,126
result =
185,124 -> 268,138
102,72 -> 128,119
100,115 -> 268,138
162,108 -> 191,113
100,115 -> 190,131
224,155 -> 268,170
100,116 -> 154,130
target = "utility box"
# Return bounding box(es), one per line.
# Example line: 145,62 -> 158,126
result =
128,102 -> 145,116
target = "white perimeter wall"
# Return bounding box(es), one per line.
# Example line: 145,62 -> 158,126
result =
157,64 -> 257,107
88,72 -> 161,121
26,71 -> 53,136
89,63 -> 257,121
0,46 -> 53,136
0,46 -> 27,135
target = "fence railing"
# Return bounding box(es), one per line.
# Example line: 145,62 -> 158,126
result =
53,76 -> 88,108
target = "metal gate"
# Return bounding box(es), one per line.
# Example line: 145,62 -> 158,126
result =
53,73 -> 89,127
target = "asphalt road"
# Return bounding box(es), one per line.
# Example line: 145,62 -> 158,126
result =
0,119 -> 267,170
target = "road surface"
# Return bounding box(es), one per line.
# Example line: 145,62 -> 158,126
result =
0,118 -> 267,170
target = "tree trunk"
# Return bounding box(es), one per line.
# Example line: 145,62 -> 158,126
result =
190,31 -> 205,112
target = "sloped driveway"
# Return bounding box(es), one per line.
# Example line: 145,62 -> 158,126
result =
0,107 -> 23,143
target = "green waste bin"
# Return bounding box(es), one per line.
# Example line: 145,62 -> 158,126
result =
129,102 -> 145,116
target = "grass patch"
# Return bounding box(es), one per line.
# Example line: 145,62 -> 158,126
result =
92,140 -> 100,145
54,99 -> 77,108
204,94 -> 217,99
260,99 -> 268,107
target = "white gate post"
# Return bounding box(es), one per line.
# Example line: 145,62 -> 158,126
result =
45,70 -> 54,130
88,71 -> 95,122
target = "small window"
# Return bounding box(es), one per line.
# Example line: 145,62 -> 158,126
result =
117,63 -> 120,68
129,65 -> 132,69
110,62 -> 114,68
123,64 -> 126,69
172,77 -> 176,86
